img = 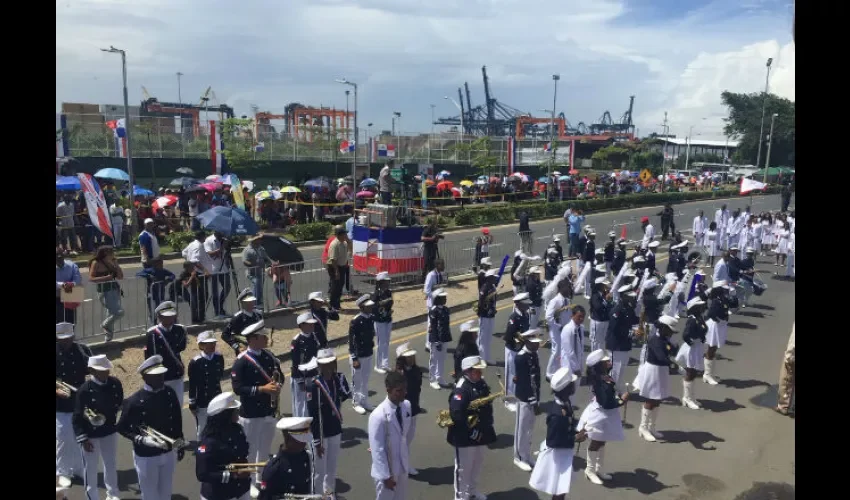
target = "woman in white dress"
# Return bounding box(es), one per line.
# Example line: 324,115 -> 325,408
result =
529,367 -> 587,500
784,227 -> 795,279
760,214 -> 775,252
635,315 -> 678,442
577,349 -> 628,485
774,218 -> 790,268
676,298 -> 708,409
749,217 -> 763,256
705,222 -> 719,266
703,282 -> 731,385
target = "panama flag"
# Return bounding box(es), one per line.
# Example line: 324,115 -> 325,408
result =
339,140 -> 355,153
542,142 -> 552,152
106,119 -> 128,158
506,136 -> 516,175
740,177 -> 767,194
351,226 -> 424,275
209,120 -> 228,175
377,144 -> 395,158
77,173 -> 114,238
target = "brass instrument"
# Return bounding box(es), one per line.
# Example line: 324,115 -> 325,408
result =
224,462 -> 266,473
437,374 -> 505,428
84,407 -> 106,427
140,426 -> 186,450
634,310 -> 647,344
56,379 -> 77,398
271,369 -> 283,419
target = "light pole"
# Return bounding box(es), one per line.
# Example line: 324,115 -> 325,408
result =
392,111 -> 401,161
551,74 -> 560,202
755,58 -> 773,169
345,90 -> 350,141
540,108 -> 556,201
101,45 -> 136,233
335,79 -> 358,183
764,113 -> 778,183
683,117 -> 707,171
177,71 -> 185,158
429,104 -> 436,164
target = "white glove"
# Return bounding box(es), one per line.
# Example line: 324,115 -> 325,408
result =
139,436 -> 169,450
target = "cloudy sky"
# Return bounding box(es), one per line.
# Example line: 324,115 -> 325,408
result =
56,0 -> 794,140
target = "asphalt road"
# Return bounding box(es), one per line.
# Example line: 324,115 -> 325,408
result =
74,193 -> 787,343
68,245 -> 795,500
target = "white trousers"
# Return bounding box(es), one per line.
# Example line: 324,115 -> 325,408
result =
195,408 -> 208,441
605,261 -> 613,280
611,350 -> 630,392
504,348 -> 517,398
351,356 -> 373,407
589,320 -> 609,353
201,494 -> 250,500
165,378 -> 184,407
133,451 -> 177,500
529,307 -> 541,329
375,322 -> 393,370
375,473 -> 409,500
291,378 -> 308,417
408,415 -> 417,449
584,268 -> 593,298
430,344 -> 446,384
513,401 -> 536,463
56,411 -> 82,478
314,433 -> 342,495
477,317 -> 495,363
81,432 -> 119,499
546,326 -> 561,379
425,298 -> 433,350
239,416 -> 276,485
454,445 -> 485,500
111,216 -> 123,247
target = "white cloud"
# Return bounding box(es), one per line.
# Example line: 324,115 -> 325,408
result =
56,0 -> 794,138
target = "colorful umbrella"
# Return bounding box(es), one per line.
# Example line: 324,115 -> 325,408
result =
437,180 -> 454,190
241,180 -> 255,192
538,177 -> 550,183
196,206 -> 259,236
199,182 -> 222,191
280,186 -> 301,193
439,170 -> 451,177
152,195 -> 178,211
459,180 -> 474,187
133,185 -> 155,197
359,178 -> 378,188
56,175 -> 81,191
255,190 -> 283,202
94,168 -> 130,181
450,187 -> 462,197
356,190 -> 376,198
176,167 -> 195,175
206,174 -> 225,183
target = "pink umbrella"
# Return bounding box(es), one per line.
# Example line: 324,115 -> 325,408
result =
450,187 -> 462,197
199,182 -> 222,191
152,195 -> 178,211
356,190 -> 376,198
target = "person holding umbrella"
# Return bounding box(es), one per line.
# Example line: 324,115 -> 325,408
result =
242,235 -> 273,312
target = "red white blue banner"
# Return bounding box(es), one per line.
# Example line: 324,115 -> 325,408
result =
77,173 -> 114,238
106,119 -> 127,158
351,226 -> 423,275
209,120 -> 228,175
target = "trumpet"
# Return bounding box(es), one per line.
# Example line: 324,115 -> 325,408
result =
224,462 -> 266,473
140,426 -> 185,450
271,369 -> 283,419
56,379 -> 77,398
84,407 -> 106,427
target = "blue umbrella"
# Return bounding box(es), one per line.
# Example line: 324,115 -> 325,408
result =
359,178 -> 378,188
134,185 -> 155,197
538,176 -> 550,184
196,206 -> 259,237
56,175 -> 80,191
94,168 -> 130,181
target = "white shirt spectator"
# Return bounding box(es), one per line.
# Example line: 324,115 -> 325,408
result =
183,239 -> 215,274
641,224 -> 655,249
188,198 -> 199,217
203,234 -> 229,273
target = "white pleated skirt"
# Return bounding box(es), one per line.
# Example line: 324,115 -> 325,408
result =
705,318 -> 727,347
529,443 -> 575,495
675,341 -> 705,370
633,363 -> 670,401
578,400 -> 625,442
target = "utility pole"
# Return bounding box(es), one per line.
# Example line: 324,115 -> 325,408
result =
660,112 -> 669,192
755,58 -> 773,169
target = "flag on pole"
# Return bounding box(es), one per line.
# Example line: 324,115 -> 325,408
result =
377,144 -> 395,158
506,136 -> 516,175
339,140 -> 355,153
56,113 -> 69,174
740,177 -> 767,194
209,120 -> 228,175
77,173 -> 114,238
106,119 -> 127,158
542,142 -> 551,153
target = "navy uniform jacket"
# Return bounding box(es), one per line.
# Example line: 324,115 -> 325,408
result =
552,242 -> 564,264
117,386 -> 184,457
675,253 -> 687,280
666,253 -> 681,276
188,353 -> 224,411
577,234 -> 587,257
446,377 -> 496,447
290,333 -> 320,379
144,323 -> 187,381
612,248 -> 626,274
221,310 -> 263,354
348,313 -> 375,361
428,305 -> 452,344
504,309 -> 529,352
477,270 -> 487,290
740,257 -> 756,282
604,241 -> 615,263
231,349 -> 282,419
310,307 -> 339,348
514,349 -> 541,405
72,376 -> 123,442
606,301 -> 639,352
682,315 -> 708,345
527,279 -> 543,308
453,343 -> 479,381
727,256 -> 742,281
646,251 -> 657,274
258,448 -> 313,499
307,373 -> 350,442
195,423 -> 251,500
56,342 -> 92,413
373,288 -> 394,323
643,293 -> 671,324
477,282 -> 497,318
545,254 -> 559,281
707,298 -> 729,322
545,401 -> 578,449
592,378 -> 624,410
590,291 -> 612,322
646,335 -> 674,367
404,365 -> 424,416
582,240 -> 596,264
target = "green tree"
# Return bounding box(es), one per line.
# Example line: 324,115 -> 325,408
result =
219,118 -> 256,171
451,137 -> 499,176
721,91 -> 795,167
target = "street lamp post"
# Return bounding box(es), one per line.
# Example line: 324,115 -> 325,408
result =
335,79 -> 358,185
345,90 -> 351,141
540,108 -> 555,201
755,58 -> 773,169
392,112 -> 401,161
550,74 -> 560,202
176,71 -> 185,158
102,45 -> 136,234
764,113 -> 778,184
429,104 -> 436,164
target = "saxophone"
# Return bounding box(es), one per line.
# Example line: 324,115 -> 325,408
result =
436,391 -> 504,428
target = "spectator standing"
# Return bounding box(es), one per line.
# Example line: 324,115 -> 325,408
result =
242,234 -> 273,311
204,231 -> 231,318
109,203 -> 124,248
565,208 -> 585,257
379,161 -> 395,205
56,247 -> 82,324
420,217 -> 443,277
518,209 -> 533,254
188,194 -> 200,230
138,218 -> 161,270
136,258 -> 176,323
180,261 -> 206,324
88,246 -> 125,342
183,230 -> 215,318
326,226 -> 350,312
57,195 -> 78,255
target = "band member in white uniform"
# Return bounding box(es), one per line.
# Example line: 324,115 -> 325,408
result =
373,272 -> 395,373
396,343 -> 423,475
676,298 -> 708,409
703,282 -> 732,385
290,313 -> 321,418
423,259 -> 447,351
714,204 -> 730,250
369,372 -> 412,500
634,315 -> 678,442
428,288 -> 452,390
309,349 -> 351,498
504,293 -> 532,409
578,349 -> 628,485
513,330 -> 542,471
350,295 -> 377,414
692,210 -> 708,248
56,322 -> 90,487
543,268 -> 574,380
559,305 -> 587,391
188,331 -> 224,440
640,216 -> 655,250
589,278 -> 613,352
144,301 -> 187,407
476,269 -> 499,364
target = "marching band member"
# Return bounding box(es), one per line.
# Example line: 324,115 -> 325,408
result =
606,286 -> 639,391
703,282 -> 732,385
144,301 -> 187,406
195,392 -> 251,500
589,278 -> 613,352
309,291 -> 339,349
221,289 -> 263,356
727,209 -> 742,250
560,305 -> 587,393
373,272 -> 395,374
581,232 -> 597,299
760,213 -> 774,254
369,372 -> 413,500
738,248 -> 757,306
612,239 -> 627,276
424,259 -> 447,352
428,288 -> 452,390
395,343 -> 423,476
477,269 -> 499,365
477,257 -> 493,290
785,228 -> 795,279
551,234 -> 564,264
453,322 -> 481,382
528,366 -> 585,500
230,320 -> 282,498
714,204 -> 730,250
73,354 -> 123,500
309,349 -> 350,497
693,210 -> 708,248
447,356 -> 496,500
511,250 -> 527,294
578,349 -> 627,485
577,227 -> 590,270
646,240 -> 660,275
258,417 -> 316,499
705,222 -> 719,266
513,330 -> 542,472
749,216 -> 763,256
118,355 -> 185,500
544,267 -> 574,380
504,292 -> 532,410
604,231 -> 616,279
56,322 -> 91,487
544,247 -> 559,283
634,315 -> 678,442
774,218 -> 791,269
350,295 -> 377,414
188,331 -> 224,439
291,313 -> 321,417
640,216 -> 654,250
676,298 -> 708,410
527,266 -> 544,328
